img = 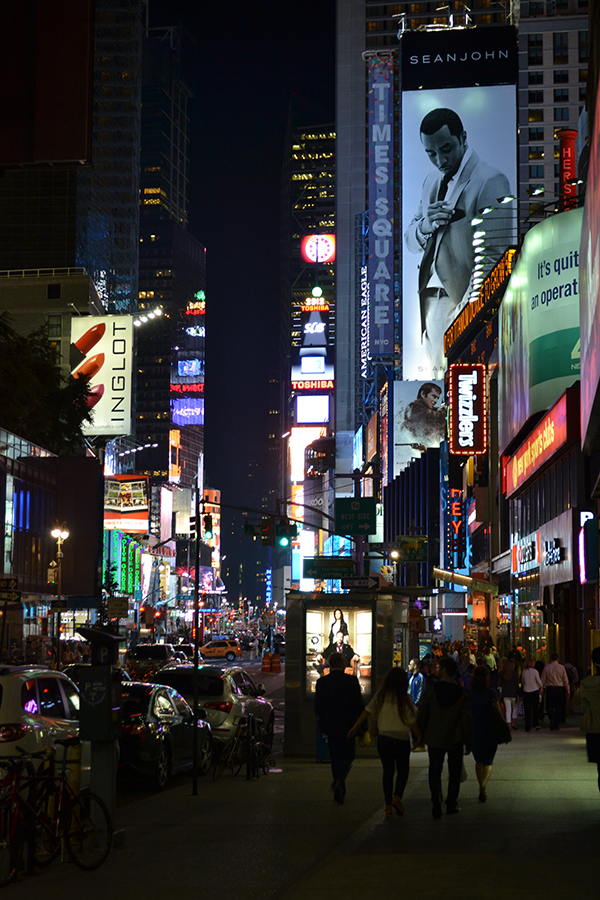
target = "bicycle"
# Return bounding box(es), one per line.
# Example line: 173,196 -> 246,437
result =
0,739 -> 112,884
212,716 -> 274,781
212,721 -> 246,781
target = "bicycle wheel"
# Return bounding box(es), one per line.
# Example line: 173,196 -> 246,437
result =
0,803 -> 21,887
212,733 -> 241,781
32,785 -> 60,868
65,792 -> 112,871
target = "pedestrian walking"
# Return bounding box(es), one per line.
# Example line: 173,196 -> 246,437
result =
469,666 -> 501,802
541,652 -> 570,731
417,656 -> 472,818
349,667 -> 422,817
408,659 -> 425,708
314,652 -> 364,804
580,647 -> 600,796
521,657 -> 543,731
498,658 -> 520,730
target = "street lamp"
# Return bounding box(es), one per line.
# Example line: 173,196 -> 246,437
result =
51,524 -> 69,668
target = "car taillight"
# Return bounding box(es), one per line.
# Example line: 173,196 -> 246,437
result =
0,724 -> 27,743
203,702 -> 233,714
121,721 -> 147,735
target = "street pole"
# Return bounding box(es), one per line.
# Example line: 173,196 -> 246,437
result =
51,525 -> 69,670
192,484 -> 201,796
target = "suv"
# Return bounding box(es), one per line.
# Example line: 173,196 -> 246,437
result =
150,665 -> 274,744
0,665 -> 81,758
199,639 -> 242,662
126,644 -> 179,680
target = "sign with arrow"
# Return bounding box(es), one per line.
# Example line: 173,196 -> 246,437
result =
335,498 -> 377,535
341,576 -> 379,590
0,578 -> 18,592
0,591 -> 21,603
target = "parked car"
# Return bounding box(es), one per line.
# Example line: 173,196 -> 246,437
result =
150,664 -> 274,745
0,665 -> 82,760
62,663 -> 132,686
126,643 -> 179,680
174,644 -> 202,662
198,639 -> 242,662
119,682 -> 213,789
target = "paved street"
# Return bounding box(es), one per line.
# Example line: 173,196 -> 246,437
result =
8,666 -> 600,900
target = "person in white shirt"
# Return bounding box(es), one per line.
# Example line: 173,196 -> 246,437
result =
348,667 -> 422,818
521,658 -> 543,731
541,653 -> 570,731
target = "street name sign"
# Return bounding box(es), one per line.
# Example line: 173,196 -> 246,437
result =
335,498 -> 377,535
341,576 -> 379,590
303,557 -> 356,580
51,599 -> 68,611
395,535 -> 428,563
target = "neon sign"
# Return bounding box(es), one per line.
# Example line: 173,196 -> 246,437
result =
300,235 -> 336,263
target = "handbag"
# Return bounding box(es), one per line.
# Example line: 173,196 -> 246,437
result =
357,730 -> 372,748
492,700 -> 512,745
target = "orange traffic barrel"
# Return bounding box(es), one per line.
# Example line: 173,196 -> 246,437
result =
271,653 -> 281,673
261,652 -> 272,673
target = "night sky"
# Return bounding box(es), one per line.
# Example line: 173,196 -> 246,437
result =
152,0 -> 335,501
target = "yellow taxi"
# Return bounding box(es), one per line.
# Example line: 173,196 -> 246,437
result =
199,639 -> 242,662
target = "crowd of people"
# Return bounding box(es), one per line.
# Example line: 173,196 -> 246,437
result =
314,641 -> 600,820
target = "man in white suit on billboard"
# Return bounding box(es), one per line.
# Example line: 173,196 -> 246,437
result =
405,108 -> 511,375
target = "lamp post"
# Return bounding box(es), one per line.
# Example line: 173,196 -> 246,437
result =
51,524 -> 69,669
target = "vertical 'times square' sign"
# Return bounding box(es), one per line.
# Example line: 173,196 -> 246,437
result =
448,363 -> 487,455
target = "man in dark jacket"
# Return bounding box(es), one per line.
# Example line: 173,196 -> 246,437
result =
417,655 -> 472,818
314,652 -> 364,803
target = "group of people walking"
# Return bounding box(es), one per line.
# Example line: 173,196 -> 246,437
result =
314,645 -> 600,819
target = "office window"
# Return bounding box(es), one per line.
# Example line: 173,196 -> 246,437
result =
555,163 -> 561,178
555,108 -> 569,121
47,284 -> 61,300
529,146 -> 544,160
529,0 -> 544,13
580,87 -> 587,102
554,70 -> 569,84
554,88 -> 569,102
529,109 -> 544,122
580,69 -> 588,82
528,90 -> 544,103
529,127 -> 544,142
579,31 -> 589,63
528,34 -> 543,66
529,165 -> 544,178
528,71 -> 544,85
47,315 -> 62,338
553,33 -> 569,65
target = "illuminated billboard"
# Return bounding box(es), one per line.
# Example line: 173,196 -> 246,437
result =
390,380 -> 445,475
400,27 -> 518,381
104,475 -> 149,533
296,394 -> 330,425
581,101 -> 600,453
291,297 -> 334,390
70,316 -> 133,436
499,207 -> 582,453
448,364 -> 487,456
171,398 -> 204,427
367,55 -> 395,357
290,426 -> 327,483
300,235 -> 336,263
305,606 -> 373,695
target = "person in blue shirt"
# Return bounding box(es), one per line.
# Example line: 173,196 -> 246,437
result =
409,659 -> 425,708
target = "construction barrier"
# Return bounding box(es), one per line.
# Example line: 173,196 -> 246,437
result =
270,653 -> 281,673
261,652 -> 272,673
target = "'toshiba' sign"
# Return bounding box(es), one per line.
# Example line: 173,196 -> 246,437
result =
449,363 -> 487,455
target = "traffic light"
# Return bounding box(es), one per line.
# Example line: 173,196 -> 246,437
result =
276,519 -> 298,547
189,516 -> 197,541
203,514 -> 213,540
261,517 -> 275,546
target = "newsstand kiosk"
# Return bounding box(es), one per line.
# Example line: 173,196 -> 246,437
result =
283,591 -> 399,757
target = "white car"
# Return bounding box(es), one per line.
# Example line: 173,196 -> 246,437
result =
150,664 -> 275,745
0,665 -> 82,762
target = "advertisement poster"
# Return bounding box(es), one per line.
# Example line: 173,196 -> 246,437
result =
400,27 -> 517,382
70,316 -> 133,436
305,606 -> 372,695
291,297 -> 334,390
391,380 -> 445,475
104,475 -> 149,533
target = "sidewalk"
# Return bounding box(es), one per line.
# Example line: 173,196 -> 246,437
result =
8,715 -> 600,900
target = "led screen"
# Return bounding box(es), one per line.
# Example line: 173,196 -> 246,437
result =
296,394 -> 330,425
171,398 -> 205,427
178,359 -> 204,377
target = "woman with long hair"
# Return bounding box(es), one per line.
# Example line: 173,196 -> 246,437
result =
349,667 -> 422,817
498,658 -> 520,729
328,608 -> 349,644
470,666 -> 500,802
521,657 -> 543,731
